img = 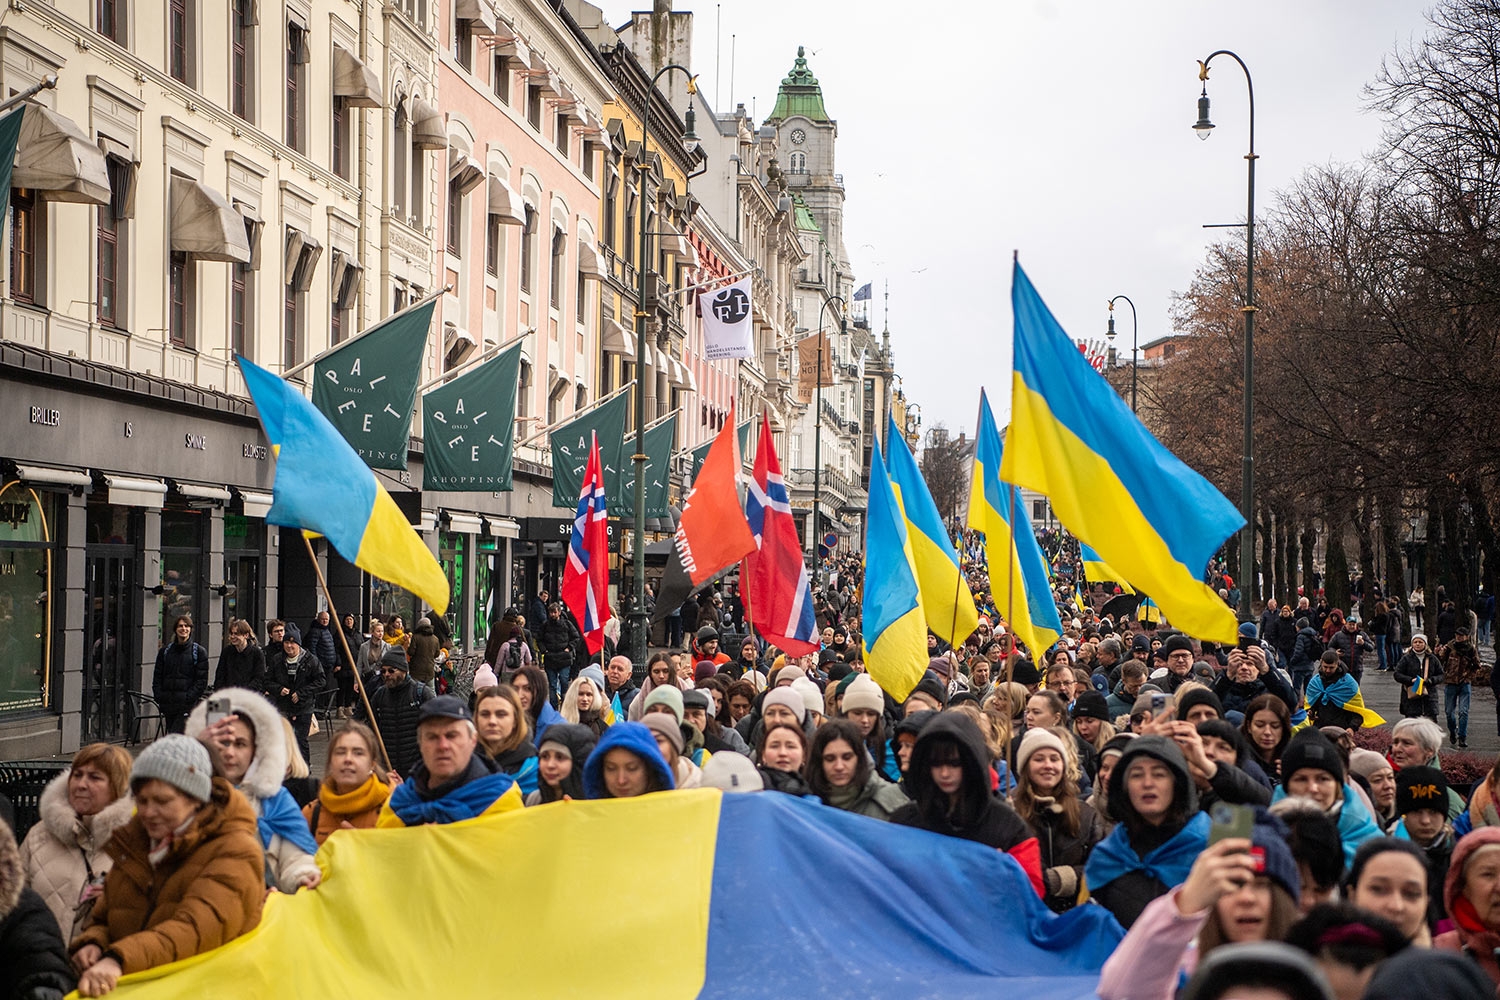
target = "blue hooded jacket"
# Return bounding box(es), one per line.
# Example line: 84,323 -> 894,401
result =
1271,781 -> 1382,865
582,721 -> 676,799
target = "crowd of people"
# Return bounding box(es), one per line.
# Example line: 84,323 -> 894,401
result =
5,558 -> 1500,1000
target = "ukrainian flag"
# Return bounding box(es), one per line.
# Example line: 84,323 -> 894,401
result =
1001,263 -> 1242,643
968,391 -> 1064,659
884,413 -> 979,647
1081,543 -> 1135,595
862,436 -> 931,701
239,357 -> 450,614
101,791 -> 1122,999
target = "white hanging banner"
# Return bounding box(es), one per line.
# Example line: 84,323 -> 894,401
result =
701,278 -> 754,360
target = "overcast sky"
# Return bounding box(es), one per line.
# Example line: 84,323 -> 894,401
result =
601,0 -> 1433,438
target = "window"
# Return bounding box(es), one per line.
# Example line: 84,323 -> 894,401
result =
393,101 -> 409,219
446,177 -> 464,256
789,151 -> 807,174
517,360 -> 531,417
169,251 -> 191,347
169,0 -> 192,85
555,114 -> 569,156
519,205 -> 536,293
492,55 -> 510,104
97,0 -> 125,45
603,173 -> 617,246
286,22 -> 308,152
397,0 -> 426,26
283,278 -> 301,371
10,190 -> 36,304
97,201 -> 120,327
582,140 -> 594,181
485,213 -> 502,276
526,85 -> 542,129
331,254 -> 359,344
454,15 -> 473,70
231,0 -> 253,120
623,192 -> 635,265
549,226 -> 565,308
332,100 -> 350,179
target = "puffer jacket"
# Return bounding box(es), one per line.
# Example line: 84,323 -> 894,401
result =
213,642 -> 267,694
405,619 -> 442,684
153,638 -> 209,716
1,821 -> 76,999
358,675 -> 434,778
303,621 -> 339,672
538,615 -> 578,671
71,778 -> 264,974
271,647 -> 324,719
18,771 -> 135,938
1393,648 -> 1442,717
1028,798 -> 1107,913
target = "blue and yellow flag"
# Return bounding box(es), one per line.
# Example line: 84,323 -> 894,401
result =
862,436 -> 931,701
100,791 -> 1122,999
884,414 -> 979,647
1080,543 -> 1135,595
967,391 -> 1064,659
239,357 -> 450,614
1001,263 -> 1242,643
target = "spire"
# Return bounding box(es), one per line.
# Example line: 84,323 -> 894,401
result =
767,45 -> 831,123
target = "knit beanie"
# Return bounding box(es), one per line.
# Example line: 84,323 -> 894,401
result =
1177,686 -> 1224,720
1131,633 -> 1152,652
1349,748 -> 1393,781
1162,634 -> 1195,657
283,621 -> 302,646
1099,733 -> 1135,761
1010,659 -> 1041,686
834,671 -> 861,700
681,688 -> 712,713
1071,690 -> 1111,723
1280,730 -> 1345,786
131,733 -> 214,802
907,671 -> 948,710
827,662 -> 853,684
1249,813 -> 1303,901
928,656 -> 953,680
773,664 -> 805,687
1196,719 -> 1244,755
1016,727 -> 1069,774
641,712 -> 685,754
380,646 -> 409,672
643,684 -> 685,724
791,677 -> 825,718
701,752 -> 764,793
694,660 -> 719,682
760,687 -> 806,724
841,676 -> 885,715
472,663 -> 499,691
577,664 -> 607,693
1395,765 -> 1448,817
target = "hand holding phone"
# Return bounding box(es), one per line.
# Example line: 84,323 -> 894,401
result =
205,697 -> 230,726
1208,801 -> 1254,846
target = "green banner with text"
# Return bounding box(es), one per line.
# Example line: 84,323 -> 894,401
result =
421,342 -> 522,492
550,391 -> 630,507
619,415 -> 676,519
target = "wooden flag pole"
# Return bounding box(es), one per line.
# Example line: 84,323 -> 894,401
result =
300,534 -> 395,775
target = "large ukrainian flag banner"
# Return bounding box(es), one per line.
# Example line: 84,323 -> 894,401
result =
239,357 -> 450,614
102,791 -> 1122,999
969,390 -> 1063,659
884,413 -> 979,647
1081,542 -> 1136,595
1001,263 -> 1242,643
862,436 -> 932,701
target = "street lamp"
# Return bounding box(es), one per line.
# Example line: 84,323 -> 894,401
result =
1105,295 -> 1138,413
1194,50 -> 1257,620
629,63 -> 698,673
809,294 -> 846,562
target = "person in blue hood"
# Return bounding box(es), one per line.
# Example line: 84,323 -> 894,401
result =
583,722 -> 675,799
1270,729 -> 1381,866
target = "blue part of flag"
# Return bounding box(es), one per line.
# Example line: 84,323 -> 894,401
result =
853,282 -> 872,301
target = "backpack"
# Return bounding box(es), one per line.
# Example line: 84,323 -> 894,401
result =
1303,633 -> 1324,663
504,639 -> 523,672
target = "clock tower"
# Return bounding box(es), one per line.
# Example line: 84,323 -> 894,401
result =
765,47 -> 847,273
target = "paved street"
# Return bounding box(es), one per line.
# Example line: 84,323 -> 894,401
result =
1357,629 -> 1499,755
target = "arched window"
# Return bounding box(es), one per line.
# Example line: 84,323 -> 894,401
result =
789,151 -> 807,174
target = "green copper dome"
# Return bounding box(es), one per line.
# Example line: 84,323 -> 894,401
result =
792,193 -> 821,233
768,46 -> 830,124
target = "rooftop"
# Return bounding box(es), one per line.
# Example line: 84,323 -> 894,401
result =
767,46 -> 831,124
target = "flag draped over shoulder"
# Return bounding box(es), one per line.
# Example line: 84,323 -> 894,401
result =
744,413 -> 818,657
310,297 -> 434,470
885,414 -> 978,647
967,391 -> 1062,659
561,432 -> 611,655
1002,262 -> 1243,643
238,357 -> 449,614
421,342 -> 522,492
1080,543 -> 1135,595
862,436 -> 930,701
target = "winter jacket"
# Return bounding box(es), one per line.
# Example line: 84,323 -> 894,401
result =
835,770 -> 910,822
1027,799 -> 1106,913
359,676 -> 434,778
18,771 -> 135,938
71,778 -> 264,974
0,822 -> 76,1000
152,638 -> 209,717
1105,682 -> 1142,722
1289,627 -> 1323,671
538,615 -> 578,671
1435,826 -> 1500,985
1268,614 -> 1299,661
1435,607 -> 1460,645
490,637 -> 533,674
301,775 -> 391,845
1096,887 -> 1204,1000
1394,649 -> 1443,717
1211,668 -> 1298,718
303,621 -> 339,672
271,647 -> 324,719
1328,628 -> 1371,676
213,642 -> 267,694
405,619 -> 443,684
1197,760 -> 1272,809
889,713 -> 1043,895
356,637 -> 390,676
1441,638 -> 1485,686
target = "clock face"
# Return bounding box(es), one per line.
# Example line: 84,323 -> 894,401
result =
790,128 -> 806,144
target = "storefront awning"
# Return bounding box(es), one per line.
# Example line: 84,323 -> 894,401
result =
12,105 -> 111,205
487,175 -> 526,226
12,463 -> 92,488
491,35 -> 532,70
411,99 -> 446,150
333,46 -> 382,108
601,317 -> 634,360
482,516 -> 520,538
103,474 -> 166,509
577,239 -> 607,282
441,511 -> 484,534
169,480 -> 232,503
454,0 -> 499,34
667,357 -> 688,389
681,362 -> 698,393
234,488 -> 274,518
170,176 -> 252,263
419,510 -> 438,533
660,228 -> 698,267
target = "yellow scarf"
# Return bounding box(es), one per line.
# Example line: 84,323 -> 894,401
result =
318,774 -> 392,817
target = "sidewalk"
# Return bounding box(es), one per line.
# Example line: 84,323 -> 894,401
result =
1358,640 -> 1498,755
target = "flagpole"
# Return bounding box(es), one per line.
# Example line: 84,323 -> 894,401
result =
667,266 -> 757,300
299,534 -> 394,775
949,401 -> 982,648
414,327 -> 533,394
517,379 -> 638,448
280,288 -> 447,381
645,406 -> 682,431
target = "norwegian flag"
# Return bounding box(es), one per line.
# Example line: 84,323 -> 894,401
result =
561,431 -> 611,656
743,413 -> 818,656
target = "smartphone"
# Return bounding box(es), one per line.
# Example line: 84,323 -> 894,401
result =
1237,634 -> 1256,651
1150,693 -> 1169,718
206,697 -> 230,726
1208,801 -> 1254,846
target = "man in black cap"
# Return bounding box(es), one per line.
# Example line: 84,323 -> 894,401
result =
378,695 -> 523,827
357,646 -> 432,779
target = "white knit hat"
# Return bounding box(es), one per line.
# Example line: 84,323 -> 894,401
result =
761,686 -> 806,724
791,677 -> 824,718
132,733 -> 214,802
1015,728 -> 1069,774
701,752 -> 764,793
841,676 -> 885,715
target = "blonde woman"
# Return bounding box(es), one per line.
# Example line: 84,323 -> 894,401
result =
1012,726 -> 1105,913
303,723 -> 390,844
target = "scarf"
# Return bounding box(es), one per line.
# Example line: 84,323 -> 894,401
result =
148,814 -> 198,867
253,787 -> 321,855
387,759 -> 517,826
826,778 -> 865,811
318,774 -> 391,818
1085,811 -> 1210,891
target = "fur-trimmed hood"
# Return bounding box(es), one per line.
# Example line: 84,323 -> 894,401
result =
0,817 -> 21,920
187,686 -> 287,801
38,769 -> 135,850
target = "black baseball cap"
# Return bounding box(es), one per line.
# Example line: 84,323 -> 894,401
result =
417,695 -> 473,725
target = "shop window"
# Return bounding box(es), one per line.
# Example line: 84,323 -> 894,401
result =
0,482 -> 54,713
160,508 -> 207,641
